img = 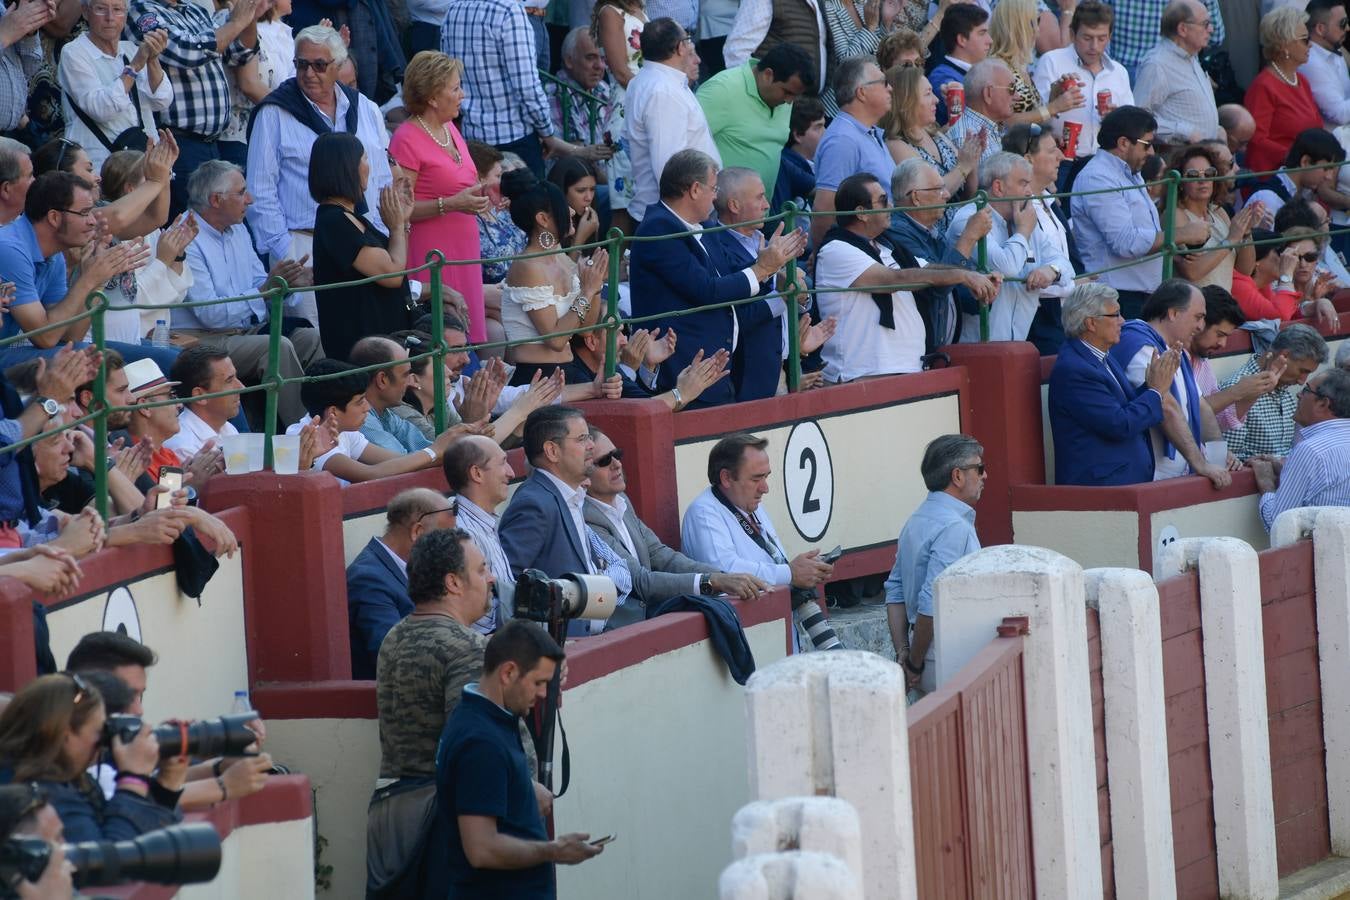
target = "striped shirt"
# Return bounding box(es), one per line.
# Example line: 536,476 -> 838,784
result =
1131,38 -> 1220,144
1107,0 -> 1225,79
126,0 -> 255,138
1259,418 -> 1350,530
455,495 -> 515,634
441,0 -> 554,146
0,7 -> 41,132
1221,356 -> 1299,460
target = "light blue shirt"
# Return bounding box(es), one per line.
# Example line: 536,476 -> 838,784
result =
884,490 -> 980,623
180,216 -> 277,330
1070,150 -> 1162,294
1259,418 -> 1350,530
359,407 -> 432,454
814,111 -> 895,197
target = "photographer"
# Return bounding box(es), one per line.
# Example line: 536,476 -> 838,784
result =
0,784 -> 73,900
0,674 -> 184,843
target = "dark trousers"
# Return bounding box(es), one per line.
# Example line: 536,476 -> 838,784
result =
1116,289 -> 1151,321
496,133 -> 546,178
408,21 -> 440,56
169,131 -> 220,223
698,36 -> 727,83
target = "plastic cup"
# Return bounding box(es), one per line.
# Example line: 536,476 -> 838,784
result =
271,434 -> 300,475
244,433 -> 265,472
1203,440 -> 1228,468
221,434 -> 249,475
1062,121 -> 1083,160
944,85 -> 964,120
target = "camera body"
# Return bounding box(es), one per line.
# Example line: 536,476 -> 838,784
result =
101,712 -> 259,759
513,569 -> 618,627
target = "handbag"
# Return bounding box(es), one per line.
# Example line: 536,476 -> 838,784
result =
64,57 -> 151,154
365,776 -> 437,899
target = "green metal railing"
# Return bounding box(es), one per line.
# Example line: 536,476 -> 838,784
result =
539,69 -> 602,145
5,158 -> 1348,520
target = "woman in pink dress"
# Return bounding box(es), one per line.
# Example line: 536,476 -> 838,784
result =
389,51 -> 492,344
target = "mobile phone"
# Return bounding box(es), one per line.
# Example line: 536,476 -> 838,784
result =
156,466 -> 183,510
590,834 -> 616,847
820,544 -> 843,564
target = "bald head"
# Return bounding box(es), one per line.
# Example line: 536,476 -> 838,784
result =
1162,0 -> 1210,53
443,434 -> 514,509
381,488 -> 457,558
1218,104 -> 1255,154
349,336 -> 411,410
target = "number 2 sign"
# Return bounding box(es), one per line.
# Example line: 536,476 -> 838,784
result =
783,421 -> 834,542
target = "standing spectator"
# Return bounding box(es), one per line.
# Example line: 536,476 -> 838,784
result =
309,132 -> 415,362
1222,323 -> 1329,460
646,0 -> 697,42
809,56 -> 893,247
945,58 -> 1016,169
697,0 -> 734,81
697,43 -> 814,211
1190,285 -> 1280,436
548,28 -> 623,225
1246,7 -> 1325,177
163,345 -> 241,457
774,94 -> 824,211
443,434 -> 519,630
247,25 -> 391,328
1109,0 -> 1225,82
927,4 -> 990,125
815,172 -> 995,380
591,0 -> 646,230
470,143 -> 526,354
1168,144 -> 1260,290
722,0 -> 827,99
57,0 -> 171,175
883,65 -> 980,223
1301,0 -> 1350,126
1072,106 -> 1208,319
1031,1 -> 1133,183
389,51 -> 490,346
822,0 -> 901,73
1245,128 -> 1344,219
1252,368 -> 1350,530
1132,0 -> 1221,147
406,0 -> 450,56
440,0 -> 578,176
0,0 -> 50,136
622,18 -> 720,224
885,434 -> 983,699
125,0 -> 263,219
990,0 -> 1085,127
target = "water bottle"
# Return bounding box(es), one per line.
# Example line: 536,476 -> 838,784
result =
231,689 -> 252,716
151,319 -> 170,348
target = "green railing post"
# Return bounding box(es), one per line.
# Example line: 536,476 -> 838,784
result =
1161,169 -> 1180,280
89,291 -> 109,521
783,202 -> 802,392
603,228 -> 623,379
586,99 -> 599,146
429,252 -> 448,434
974,191 -> 990,343
262,280 -> 288,469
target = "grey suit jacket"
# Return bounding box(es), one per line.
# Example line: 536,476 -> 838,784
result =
584,495 -> 716,625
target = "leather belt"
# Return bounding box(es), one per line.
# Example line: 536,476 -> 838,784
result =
524,6 -> 547,15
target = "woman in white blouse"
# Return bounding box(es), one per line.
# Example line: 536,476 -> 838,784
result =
56,0 -> 172,174
215,0 -> 297,167
1006,122 -> 1077,354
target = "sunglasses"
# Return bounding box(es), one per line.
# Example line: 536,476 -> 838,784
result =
1019,122 -> 1043,156
1298,252 -> 1321,263
417,498 -> 458,522
1184,167 -> 1219,179
14,782 -> 47,821
54,138 -> 78,172
294,58 -> 333,73
69,672 -> 89,705
959,463 -> 987,476
594,447 -> 625,468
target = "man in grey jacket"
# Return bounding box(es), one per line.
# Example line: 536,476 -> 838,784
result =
584,427 -> 768,629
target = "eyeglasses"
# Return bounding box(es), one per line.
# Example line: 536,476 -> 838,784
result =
294,58 -> 333,73
69,672 -> 89,705
58,207 -> 96,219
1091,310 -> 1124,319
958,463 -> 987,476
87,4 -> 126,17
1186,17 -> 1213,29
1299,34 -> 1312,44
594,447 -> 625,468
1184,167 -> 1219,179
860,77 -> 888,88
1339,17 -> 1349,28
1304,384 -> 1332,401
1019,122 -> 1043,156
417,499 -> 458,522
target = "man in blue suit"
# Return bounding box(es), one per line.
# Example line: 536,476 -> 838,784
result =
629,149 -> 806,408
346,487 -> 459,679
1047,283 -> 1178,486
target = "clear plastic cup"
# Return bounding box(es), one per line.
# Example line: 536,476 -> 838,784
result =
271,434 -> 300,475
1203,440 -> 1228,468
221,434 -> 250,475
244,433 -> 265,472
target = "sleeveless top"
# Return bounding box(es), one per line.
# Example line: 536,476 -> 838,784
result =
501,272 -> 583,344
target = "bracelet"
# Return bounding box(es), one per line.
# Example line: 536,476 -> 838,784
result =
116,772 -> 152,789
212,758 -> 225,778
670,386 -> 684,410
1036,105 -> 1050,124
421,446 -> 437,463
903,657 -> 925,676
216,775 -> 228,803
436,196 -> 445,216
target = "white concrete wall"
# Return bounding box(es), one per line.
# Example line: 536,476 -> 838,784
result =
1012,510 -> 1139,569
1149,494 -> 1267,565
174,816 -> 315,899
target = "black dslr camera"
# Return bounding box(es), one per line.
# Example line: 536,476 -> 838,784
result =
0,822 -> 220,895
102,712 -> 259,758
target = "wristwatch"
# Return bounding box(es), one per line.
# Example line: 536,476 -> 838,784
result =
121,66 -> 136,80
699,574 -> 716,596
1278,273 -> 1294,287
35,396 -> 60,418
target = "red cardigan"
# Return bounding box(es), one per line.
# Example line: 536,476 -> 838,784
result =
1232,270 -> 1303,321
1244,68 -> 1324,175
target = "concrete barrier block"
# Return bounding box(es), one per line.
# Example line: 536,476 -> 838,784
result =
1084,568 -> 1177,899
731,797 -> 862,887
744,651 -> 915,900
1270,506 -> 1335,549
719,852 -> 862,900
932,545 -> 1102,900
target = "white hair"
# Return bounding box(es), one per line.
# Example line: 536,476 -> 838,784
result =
295,25 -> 349,65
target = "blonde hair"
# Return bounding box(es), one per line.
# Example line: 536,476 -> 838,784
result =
990,0 -> 1039,70
100,149 -> 146,201
1260,6 -> 1306,58
402,51 -> 465,116
881,65 -> 935,141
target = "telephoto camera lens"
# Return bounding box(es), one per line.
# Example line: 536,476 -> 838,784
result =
66,823 -> 221,889
153,713 -> 258,759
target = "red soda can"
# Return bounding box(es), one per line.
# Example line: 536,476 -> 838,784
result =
1062,121 -> 1083,160
945,84 -> 964,120
1096,89 -> 1112,116
1058,73 -> 1081,93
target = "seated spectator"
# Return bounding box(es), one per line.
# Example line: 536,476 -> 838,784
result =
1218,105 -> 1256,164
0,138 -> 34,227
875,27 -> 923,73
443,435 -> 519,631
883,65 -> 980,228
815,172 -> 995,381
0,673 -> 184,842
1072,107 -> 1208,319
350,336 -> 437,454
1192,285 -> 1282,437
1222,323 -> 1329,460
774,95 -> 824,211
680,433 -> 840,651
287,359 -> 472,484
586,426 -> 766,629
1169,144 -> 1261,291
565,325 -> 732,407
1283,226 -> 1343,329
1252,367 -> 1350,529
810,56 -> 897,247
56,0 -> 172,175
949,150 -> 1074,343
928,3 -> 991,125
163,346 -> 241,458
1244,128 -> 1344,220
546,156 -> 602,254
1048,283 -> 1171,486
1133,0 -> 1221,148
1246,7 -> 1326,178
1234,227 -> 1341,326
885,434 -> 984,699
347,487 -> 458,679
180,160 -> 322,427
1301,0 -> 1350,127
122,358 -> 225,486
629,149 -> 804,408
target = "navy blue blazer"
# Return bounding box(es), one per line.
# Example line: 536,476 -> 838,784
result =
702,228 -> 782,402
629,202 -> 763,407
1047,339 -> 1164,486
346,538 -> 411,680
498,470 -> 591,580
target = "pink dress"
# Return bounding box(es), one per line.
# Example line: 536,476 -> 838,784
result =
389,120 -> 487,343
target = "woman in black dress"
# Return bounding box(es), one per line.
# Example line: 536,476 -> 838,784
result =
309,132 -> 417,362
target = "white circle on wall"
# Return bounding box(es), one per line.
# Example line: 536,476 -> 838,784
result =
1158,525 -> 1181,558
101,586 -> 142,643
783,421 -> 834,543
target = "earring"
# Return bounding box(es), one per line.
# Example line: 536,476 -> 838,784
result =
539,230 -> 558,250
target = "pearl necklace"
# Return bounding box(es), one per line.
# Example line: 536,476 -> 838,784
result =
416,115 -> 460,162
1270,61 -> 1299,87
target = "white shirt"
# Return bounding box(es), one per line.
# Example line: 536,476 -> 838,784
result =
623,60 -> 721,222
246,85 -> 392,264
538,469 -> 595,575
681,487 -> 791,586
723,0 -> 827,90
374,538 -> 408,577
1243,171 -> 1305,221
131,229 -> 193,342
814,238 -> 925,381
1125,343 -> 1192,480
57,35 -> 174,173
163,407 -> 238,457
286,417 -> 370,480
1030,47 -> 1134,155
1300,41 -> 1350,126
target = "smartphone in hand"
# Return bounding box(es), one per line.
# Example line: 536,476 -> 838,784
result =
820,545 -> 843,564
156,466 -> 183,510
590,834 -> 616,847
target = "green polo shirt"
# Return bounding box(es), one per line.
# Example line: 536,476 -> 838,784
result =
697,61 -> 792,203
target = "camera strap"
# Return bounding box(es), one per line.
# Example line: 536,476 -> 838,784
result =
711,486 -> 789,566
554,708 -> 571,799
